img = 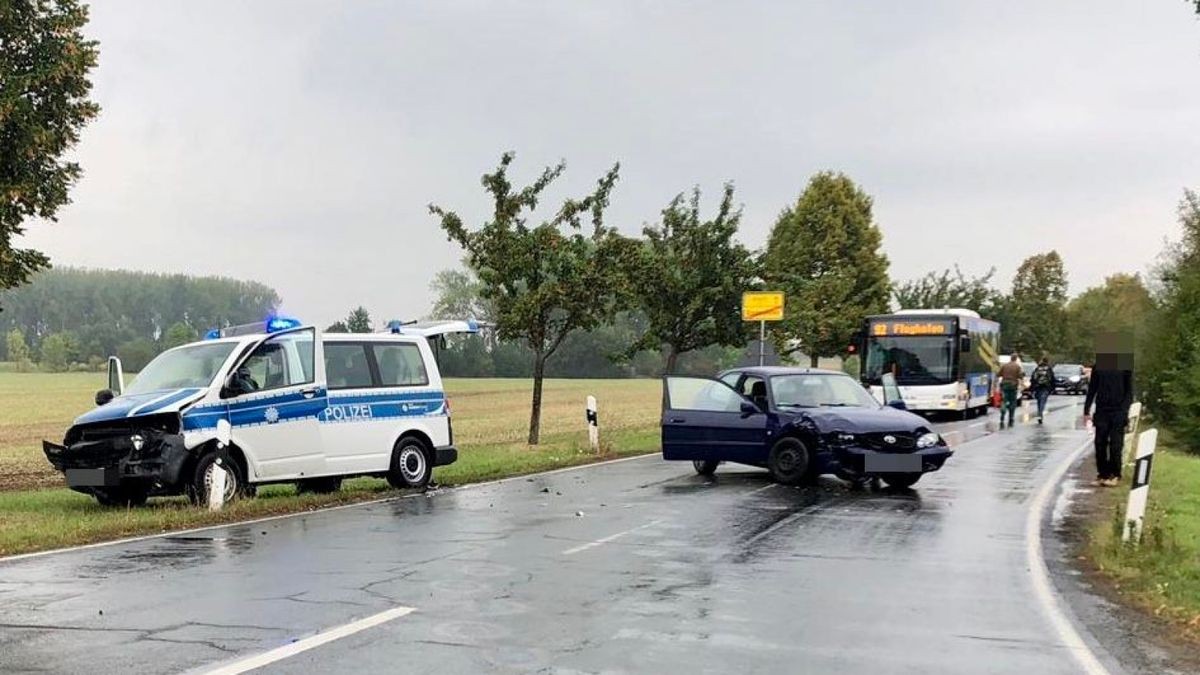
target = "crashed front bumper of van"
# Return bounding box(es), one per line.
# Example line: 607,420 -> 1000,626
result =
42,418 -> 191,494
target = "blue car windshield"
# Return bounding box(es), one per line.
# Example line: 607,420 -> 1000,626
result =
771,374 -> 879,409
125,342 -> 238,395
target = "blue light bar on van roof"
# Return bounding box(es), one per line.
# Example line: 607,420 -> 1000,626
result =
203,315 -> 304,339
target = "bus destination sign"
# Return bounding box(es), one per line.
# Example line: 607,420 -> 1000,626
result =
870,320 -> 953,337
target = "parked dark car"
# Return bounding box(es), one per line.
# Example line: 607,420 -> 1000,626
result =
661,367 -> 953,489
1052,363 -> 1088,395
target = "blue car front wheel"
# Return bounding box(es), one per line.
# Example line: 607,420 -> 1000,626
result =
768,437 -> 810,485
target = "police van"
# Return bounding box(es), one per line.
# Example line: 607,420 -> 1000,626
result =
42,317 -> 478,506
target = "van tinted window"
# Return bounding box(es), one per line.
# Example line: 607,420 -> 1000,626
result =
374,343 -> 428,387
325,343 -> 373,389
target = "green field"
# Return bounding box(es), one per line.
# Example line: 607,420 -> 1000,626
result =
0,371 -> 662,556
1086,436 -> 1200,639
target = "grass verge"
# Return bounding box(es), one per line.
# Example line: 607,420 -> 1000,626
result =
0,427 -> 659,558
1085,434 -> 1200,639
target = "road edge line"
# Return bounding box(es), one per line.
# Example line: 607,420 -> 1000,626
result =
1025,435 -> 1112,675
0,452 -> 659,564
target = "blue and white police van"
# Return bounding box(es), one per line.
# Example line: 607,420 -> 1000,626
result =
42,317 -> 478,506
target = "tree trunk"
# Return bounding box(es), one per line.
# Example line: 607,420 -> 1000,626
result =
664,347 -> 679,376
810,352 -> 819,368
528,352 -> 546,445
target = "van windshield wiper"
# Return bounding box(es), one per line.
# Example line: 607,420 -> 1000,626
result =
776,403 -> 816,409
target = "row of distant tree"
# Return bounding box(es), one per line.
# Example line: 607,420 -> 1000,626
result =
0,268 -> 280,371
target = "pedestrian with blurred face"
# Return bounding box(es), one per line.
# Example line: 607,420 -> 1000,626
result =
997,354 -> 1022,429
1083,334 -> 1135,487
1030,356 -> 1055,424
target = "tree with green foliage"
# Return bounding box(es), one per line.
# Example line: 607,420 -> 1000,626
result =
428,267 -> 495,323
1140,190 -> 1200,450
0,1 -> 100,302
325,320 -> 349,332
1005,251 -> 1069,357
1062,274 -> 1153,362
117,337 -> 157,372
431,152 -> 630,444
892,266 -> 997,313
39,331 -> 76,372
345,306 -> 372,333
627,183 -> 757,374
162,322 -> 198,350
6,327 -> 32,371
762,172 -> 890,366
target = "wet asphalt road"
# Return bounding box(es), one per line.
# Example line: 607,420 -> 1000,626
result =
0,398 -> 1137,674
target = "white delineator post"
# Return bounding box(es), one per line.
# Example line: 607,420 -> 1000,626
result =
1122,401 -> 1142,465
209,419 -> 232,511
1123,427 -> 1157,544
586,395 -> 599,453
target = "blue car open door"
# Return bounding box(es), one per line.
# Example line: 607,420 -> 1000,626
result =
662,376 -> 771,465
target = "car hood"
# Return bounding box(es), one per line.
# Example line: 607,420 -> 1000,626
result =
74,388 -> 208,426
784,406 -> 928,434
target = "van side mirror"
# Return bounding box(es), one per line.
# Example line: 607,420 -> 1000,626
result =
886,399 -> 908,411
740,400 -> 760,416
95,389 -> 115,406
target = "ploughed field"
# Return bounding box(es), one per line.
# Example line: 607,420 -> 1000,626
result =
0,372 -> 662,492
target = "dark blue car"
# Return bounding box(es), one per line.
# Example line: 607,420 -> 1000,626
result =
661,367 -> 953,489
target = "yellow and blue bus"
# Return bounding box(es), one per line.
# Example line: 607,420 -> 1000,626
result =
857,309 -> 1001,418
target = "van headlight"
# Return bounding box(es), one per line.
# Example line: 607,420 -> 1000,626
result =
916,432 -> 940,449
1069,375 -> 1081,383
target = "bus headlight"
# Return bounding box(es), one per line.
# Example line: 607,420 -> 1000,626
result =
917,432 -> 941,449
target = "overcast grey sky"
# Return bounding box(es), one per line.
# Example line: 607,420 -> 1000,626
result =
18,1 -> 1200,325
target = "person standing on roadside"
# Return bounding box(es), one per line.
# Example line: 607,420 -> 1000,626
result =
997,354 -> 1023,429
1030,356 -> 1055,424
1083,352 -> 1134,487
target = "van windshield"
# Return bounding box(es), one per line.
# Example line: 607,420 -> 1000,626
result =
125,343 -> 238,395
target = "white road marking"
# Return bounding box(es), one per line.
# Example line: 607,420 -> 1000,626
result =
562,519 -> 661,555
200,605 -> 416,675
747,483 -> 777,496
1025,436 -> 1111,675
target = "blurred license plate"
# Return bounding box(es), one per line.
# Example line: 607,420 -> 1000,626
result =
65,468 -> 117,487
864,454 -> 922,473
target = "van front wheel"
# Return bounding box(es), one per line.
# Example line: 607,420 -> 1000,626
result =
387,437 -> 432,489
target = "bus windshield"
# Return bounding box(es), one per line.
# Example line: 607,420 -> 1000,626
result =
863,336 -> 956,385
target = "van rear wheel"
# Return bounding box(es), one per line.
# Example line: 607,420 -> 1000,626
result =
692,460 -> 719,476
387,437 -> 433,489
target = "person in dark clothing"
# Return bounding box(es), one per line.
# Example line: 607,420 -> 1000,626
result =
1030,357 -> 1055,424
1083,367 -> 1133,487
996,355 -> 1023,429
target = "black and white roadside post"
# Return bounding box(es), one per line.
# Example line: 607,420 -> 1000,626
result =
1123,427 -> 1157,544
1122,401 -> 1142,466
585,396 -> 599,453
741,291 -> 785,366
210,419 -> 232,511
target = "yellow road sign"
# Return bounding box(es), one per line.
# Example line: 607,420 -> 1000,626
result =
742,291 -> 785,322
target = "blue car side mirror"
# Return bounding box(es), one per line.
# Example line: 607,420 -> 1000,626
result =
740,400 -> 760,416
886,399 -> 907,411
